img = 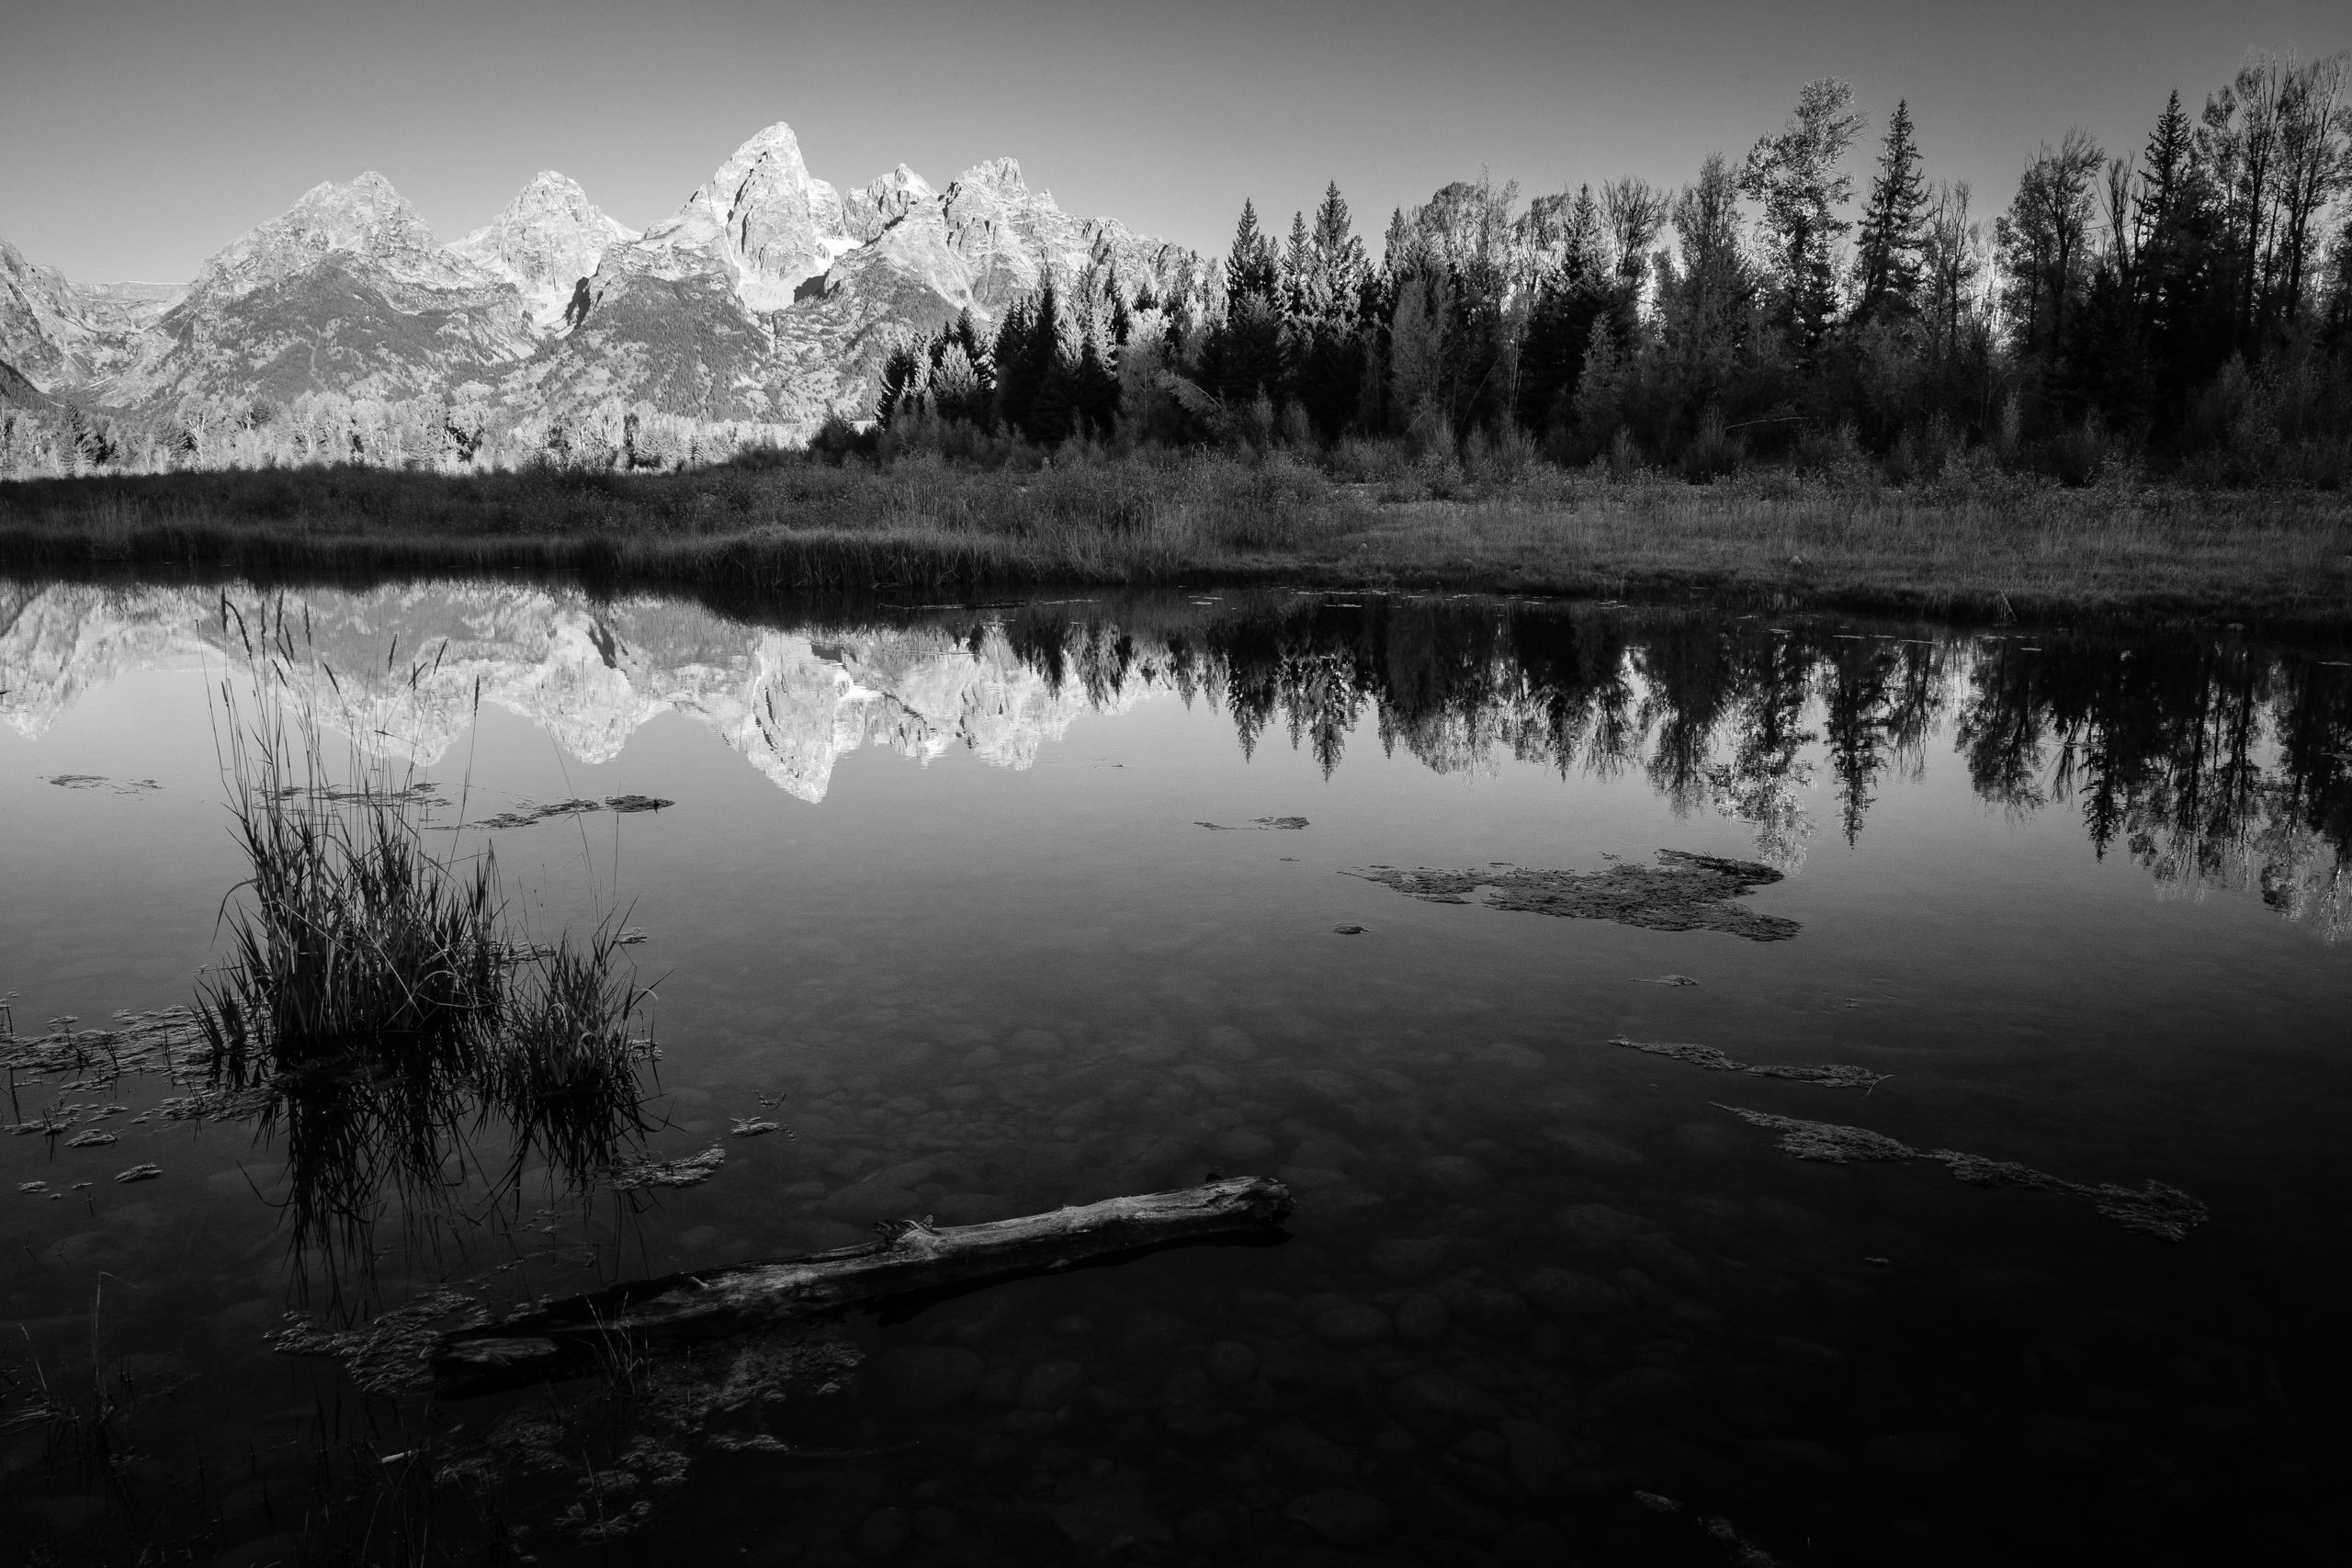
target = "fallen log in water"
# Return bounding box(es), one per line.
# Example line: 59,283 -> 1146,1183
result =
433,1175 -> 1292,1395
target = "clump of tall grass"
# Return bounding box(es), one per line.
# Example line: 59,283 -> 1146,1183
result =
194,598 -> 654,1283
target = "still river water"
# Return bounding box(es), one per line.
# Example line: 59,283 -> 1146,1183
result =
1,577 -> 2346,1568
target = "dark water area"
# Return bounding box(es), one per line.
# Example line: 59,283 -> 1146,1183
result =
1,577 -> 2348,1568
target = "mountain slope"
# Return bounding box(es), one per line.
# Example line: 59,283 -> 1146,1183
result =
2,121 -> 1205,444
0,239 -> 173,391
97,174 -> 536,409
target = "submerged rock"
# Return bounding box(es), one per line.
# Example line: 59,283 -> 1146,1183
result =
1612,1035 -> 1888,1089
1019,1359 -> 1086,1412
1522,1266 -> 1622,1317
1204,1340 -> 1257,1386
1313,1303 -> 1391,1345
1368,1236 -> 1450,1282
873,1345 -> 982,1409
1395,1292 -> 1450,1342
1718,1105 -> 2210,1240
1717,1106 -> 1914,1162
1555,1201 -> 1652,1247
1386,1371 -> 1501,1432
1283,1489 -> 1393,1547
854,1507 -> 911,1559
1347,850 -> 1799,941
1055,1492 -> 1171,1555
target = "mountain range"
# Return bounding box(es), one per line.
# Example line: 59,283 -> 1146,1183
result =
0,123 -> 1204,439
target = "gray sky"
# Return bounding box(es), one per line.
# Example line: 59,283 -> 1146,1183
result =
3,0 -> 2346,283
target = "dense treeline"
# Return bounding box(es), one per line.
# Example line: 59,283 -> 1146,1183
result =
877,51 -> 2352,485
0,387 -> 795,482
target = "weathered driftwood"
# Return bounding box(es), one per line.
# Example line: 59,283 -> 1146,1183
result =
432,1175 -> 1292,1395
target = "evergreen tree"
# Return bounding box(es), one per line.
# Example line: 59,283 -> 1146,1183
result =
1517,185 -> 1620,432
2129,92 -> 2219,433
1226,199 -> 1279,311
1282,209 -> 1313,318
1379,206 -> 1419,290
876,340 -> 927,428
1026,281 -> 1075,443
1287,181 -> 1372,438
1562,185 -> 1607,286
1199,293 -> 1285,412
1073,334 -> 1118,438
1309,182 -> 1369,321
948,306 -> 988,369
1197,198 -> 1289,417
990,296 -> 1038,435
1656,153 -> 1762,414
1854,100 -> 1929,321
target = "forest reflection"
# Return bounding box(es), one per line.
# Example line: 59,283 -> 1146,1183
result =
985,594 -> 2351,935
4,579 -> 2345,934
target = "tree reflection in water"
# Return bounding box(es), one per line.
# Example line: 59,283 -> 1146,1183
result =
987,594 -> 2350,938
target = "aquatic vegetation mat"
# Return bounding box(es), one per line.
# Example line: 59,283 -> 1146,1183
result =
471,794 -> 675,830
270,1287 -> 491,1397
1611,1035 -> 1887,1089
1717,1106 -> 2209,1240
605,1145 -> 727,1191
1349,850 -> 1799,941
0,1007 -> 204,1093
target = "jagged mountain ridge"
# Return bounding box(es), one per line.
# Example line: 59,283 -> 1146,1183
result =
0,123 -> 1204,436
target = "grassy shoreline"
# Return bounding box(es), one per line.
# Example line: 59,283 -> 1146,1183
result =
4,453 -> 2348,633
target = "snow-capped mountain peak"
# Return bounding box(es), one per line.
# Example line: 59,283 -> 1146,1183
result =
448,171 -> 638,327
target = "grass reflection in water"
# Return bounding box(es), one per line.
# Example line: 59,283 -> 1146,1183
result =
195,597 -> 656,1292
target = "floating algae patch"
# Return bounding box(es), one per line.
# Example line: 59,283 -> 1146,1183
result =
1611,1036 -> 1887,1089
0,1007 -> 205,1092
1747,1064 -> 1886,1089
606,1145 -> 726,1191
265,780 -> 443,807
1349,850 -> 1799,941
427,1337 -> 862,1547
46,773 -> 159,794
473,795 -> 675,830
1719,1106 -> 1917,1162
272,1287 -> 488,1396
1934,1151 -> 2209,1243
1717,1106 -> 2209,1240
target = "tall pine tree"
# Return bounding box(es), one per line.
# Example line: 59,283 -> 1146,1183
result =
1854,99 -> 1929,321
1227,199 -> 1280,310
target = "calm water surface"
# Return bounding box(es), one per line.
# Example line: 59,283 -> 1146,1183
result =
1,578 -> 2346,1567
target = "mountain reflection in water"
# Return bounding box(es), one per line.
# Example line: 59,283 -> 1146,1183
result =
6,580 -> 2345,936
